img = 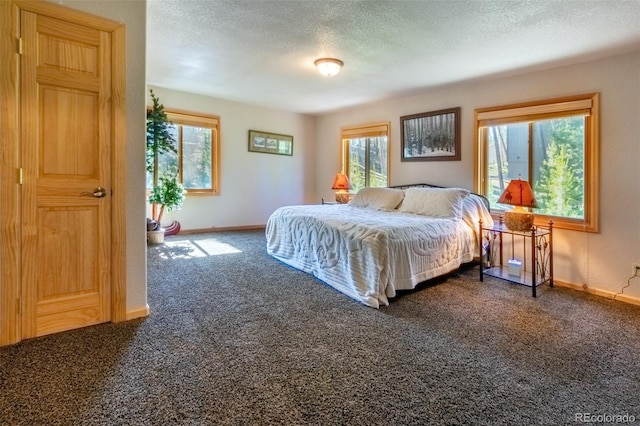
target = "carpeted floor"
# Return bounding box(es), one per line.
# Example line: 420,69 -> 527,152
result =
1,229 -> 639,425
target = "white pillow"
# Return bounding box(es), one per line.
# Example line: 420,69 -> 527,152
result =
348,187 -> 405,211
398,187 -> 470,218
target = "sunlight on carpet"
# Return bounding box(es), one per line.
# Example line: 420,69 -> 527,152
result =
158,238 -> 242,259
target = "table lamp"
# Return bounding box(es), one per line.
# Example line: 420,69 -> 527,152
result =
331,172 -> 352,203
497,177 -> 537,231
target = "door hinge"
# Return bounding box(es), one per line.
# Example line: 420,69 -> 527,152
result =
17,38 -> 23,55
18,167 -> 23,185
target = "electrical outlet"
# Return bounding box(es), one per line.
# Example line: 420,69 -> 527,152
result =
633,263 -> 640,277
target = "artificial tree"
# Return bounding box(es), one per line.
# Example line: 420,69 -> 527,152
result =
146,89 -> 185,230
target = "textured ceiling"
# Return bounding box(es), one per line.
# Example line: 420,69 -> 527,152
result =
147,0 -> 640,115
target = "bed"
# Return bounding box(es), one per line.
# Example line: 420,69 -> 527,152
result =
265,184 -> 493,308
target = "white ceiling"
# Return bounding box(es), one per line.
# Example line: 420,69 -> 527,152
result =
147,0 -> 640,115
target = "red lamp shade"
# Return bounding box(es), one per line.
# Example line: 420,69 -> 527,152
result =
331,173 -> 352,203
498,178 -> 537,231
331,173 -> 352,190
497,178 -> 537,208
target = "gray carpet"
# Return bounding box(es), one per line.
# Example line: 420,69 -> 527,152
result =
1,229 -> 639,425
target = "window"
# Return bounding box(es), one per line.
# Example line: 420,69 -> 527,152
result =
341,122 -> 390,192
147,110 -> 220,194
475,93 -> 599,232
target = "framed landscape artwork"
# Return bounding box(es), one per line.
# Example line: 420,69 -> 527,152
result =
248,130 -> 293,156
400,107 -> 461,161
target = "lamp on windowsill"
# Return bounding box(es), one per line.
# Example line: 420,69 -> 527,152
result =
331,172 -> 352,204
498,176 -> 538,232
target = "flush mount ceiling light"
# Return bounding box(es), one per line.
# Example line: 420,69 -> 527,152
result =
314,58 -> 344,77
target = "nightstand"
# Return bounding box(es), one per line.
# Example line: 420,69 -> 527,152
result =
321,198 -> 339,205
479,218 -> 553,297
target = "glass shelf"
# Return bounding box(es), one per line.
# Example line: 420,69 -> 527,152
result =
479,218 -> 554,297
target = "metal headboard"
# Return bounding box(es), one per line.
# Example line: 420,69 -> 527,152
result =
387,183 -> 490,211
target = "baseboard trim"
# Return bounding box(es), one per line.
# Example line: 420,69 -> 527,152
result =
178,225 -> 266,234
126,304 -> 150,320
554,279 -> 640,307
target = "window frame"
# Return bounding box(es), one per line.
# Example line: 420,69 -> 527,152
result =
474,93 -> 599,232
341,122 -> 391,191
163,109 -> 220,195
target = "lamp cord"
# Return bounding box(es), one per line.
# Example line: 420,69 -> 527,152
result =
612,274 -> 640,300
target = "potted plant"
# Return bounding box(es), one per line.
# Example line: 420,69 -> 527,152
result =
146,90 -> 186,244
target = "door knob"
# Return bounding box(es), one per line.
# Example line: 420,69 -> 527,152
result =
80,187 -> 107,198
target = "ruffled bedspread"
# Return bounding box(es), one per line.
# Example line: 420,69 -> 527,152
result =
266,205 -> 479,308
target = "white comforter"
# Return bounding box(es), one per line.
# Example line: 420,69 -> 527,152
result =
266,204 -> 481,308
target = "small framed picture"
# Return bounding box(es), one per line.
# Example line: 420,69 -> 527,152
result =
248,130 -> 293,156
400,107 -> 461,161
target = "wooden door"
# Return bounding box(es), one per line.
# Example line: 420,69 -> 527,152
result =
20,11 -> 112,338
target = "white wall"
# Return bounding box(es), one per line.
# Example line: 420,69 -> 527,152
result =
147,86 -> 317,230
316,52 -> 640,299
59,0 -> 148,313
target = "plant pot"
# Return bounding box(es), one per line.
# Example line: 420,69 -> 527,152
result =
147,228 -> 165,245
164,220 -> 181,236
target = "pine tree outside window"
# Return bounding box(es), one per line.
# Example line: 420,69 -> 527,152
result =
341,122 -> 390,192
146,110 -> 220,194
475,93 -> 599,232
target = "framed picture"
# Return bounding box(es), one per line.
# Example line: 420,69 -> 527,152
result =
400,107 -> 461,161
248,130 -> 293,156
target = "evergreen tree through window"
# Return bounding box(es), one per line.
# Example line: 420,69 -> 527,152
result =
475,94 -> 599,232
341,122 -> 390,192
